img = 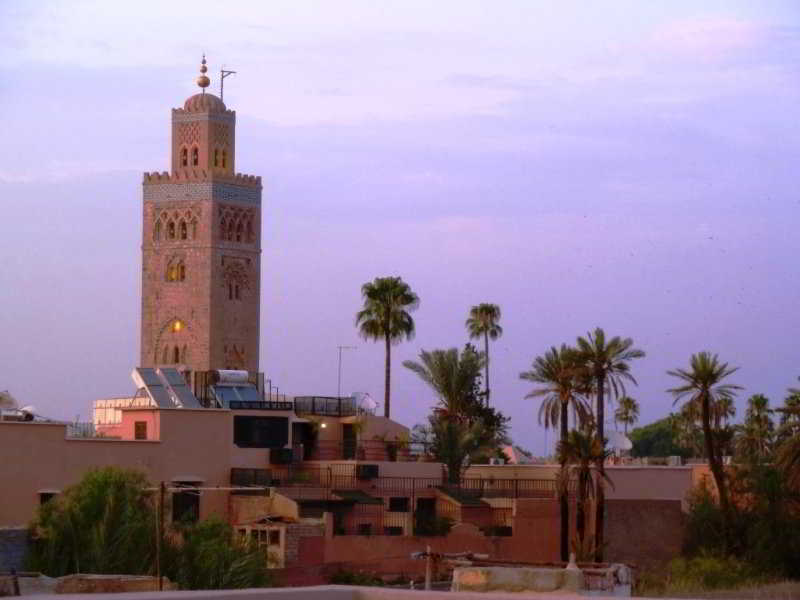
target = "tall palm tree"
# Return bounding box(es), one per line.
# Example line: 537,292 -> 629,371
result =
667,352 -> 742,551
712,396 -> 736,429
736,394 -> 774,461
466,303 -> 503,407
355,276 -> 419,419
575,328 -> 644,561
557,429 -> 613,558
614,396 -> 640,435
403,347 -> 485,418
520,345 -> 589,562
777,401 -> 800,491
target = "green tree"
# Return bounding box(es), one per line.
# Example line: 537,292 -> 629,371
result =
519,345 -> 588,562
776,384 -> 800,492
355,276 -> 419,418
614,396 -> 640,435
629,415 -> 690,458
736,394 -> 774,462
405,345 -> 510,474
28,467 -> 156,577
557,428 -> 612,556
667,352 -> 742,552
575,328 -> 645,561
465,303 -> 503,406
403,346 -> 484,418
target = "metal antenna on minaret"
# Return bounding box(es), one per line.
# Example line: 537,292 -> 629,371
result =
220,66 -> 236,102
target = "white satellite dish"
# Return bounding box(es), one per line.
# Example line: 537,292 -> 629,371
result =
607,430 -> 633,452
20,405 -> 37,414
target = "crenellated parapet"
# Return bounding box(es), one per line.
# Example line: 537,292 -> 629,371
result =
143,170 -> 261,188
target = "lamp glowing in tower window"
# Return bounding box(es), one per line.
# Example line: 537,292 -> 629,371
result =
172,320 -> 183,333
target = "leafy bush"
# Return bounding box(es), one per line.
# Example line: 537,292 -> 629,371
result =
168,518 -> 270,590
668,554 -> 762,592
28,467 -> 156,576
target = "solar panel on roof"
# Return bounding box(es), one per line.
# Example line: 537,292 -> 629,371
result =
158,368 -> 201,408
132,368 -> 173,408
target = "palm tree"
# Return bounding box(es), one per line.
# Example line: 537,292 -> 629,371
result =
575,328 -> 645,561
736,394 -> 774,461
667,352 -> 742,551
614,396 -> 640,435
776,401 -> 800,491
403,347 -> 485,418
466,303 -> 503,406
712,396 -> 736,429
520,345 -> 589,562
414,418 -> 489,485
557,429 -> 613,558
355,276 -> 419,418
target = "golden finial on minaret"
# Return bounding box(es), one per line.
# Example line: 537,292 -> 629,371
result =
196,54 -> 210,92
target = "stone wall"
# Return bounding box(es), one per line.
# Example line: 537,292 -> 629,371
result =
0,528 -> 28,572
605,499 -> 684,570
285,523 -> 325,566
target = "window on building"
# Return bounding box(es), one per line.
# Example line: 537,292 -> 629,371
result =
246,220 -> 254,243
191,146 -> 199,166
171,320 -> 183,333
134,421 -> 147,440
167,221 -> 176,240
173,346 -> 180,364
357,524 -> 372,536
191,220 -> 198,240
222,149 -> 227,168
269,530 -> 280,545
39,492 -> 58,506
234,285 -> 240,300
178,263 -> 186,281
181,345 -> 187,363
172,485 -> 199,523
228,283 -> 233,300
181,147 -> 188,167
154,221 -> 162,241
233,416 -> 289,448
236,221 -> 243,242
227,220 -> 235,241
162,346 -> 169,364
214,149 -> 219,167
180,220 -> 187,240
388,497 -> 410,513
383,526 -> 403,536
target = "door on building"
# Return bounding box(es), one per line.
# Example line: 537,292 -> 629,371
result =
414,497 -> 437,536
292,422 -> 317,460
342,423 -> 356,459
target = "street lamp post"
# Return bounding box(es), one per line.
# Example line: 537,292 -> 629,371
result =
337,345 -> 357,398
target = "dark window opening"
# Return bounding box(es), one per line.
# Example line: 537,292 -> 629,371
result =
191,220 -> 197,239
180,220 -> 187,240
173,346 -> 180,364
214,148 -> 219,167
181,147 -> 188,167
233,416 -> 289,448
191,147 -> 199,166
357,523 -> 372,536
167,221 -> 175,240
383,526 -> 403,536
172,487 -> 199,523
269,530 -> 280,545
234,285 -> 240,300
39,492 -> 57,506
389,497 -> 410,512
134,421 -> 147,440
222,149 -> 227,168
228,283 -> 233,300
154,221 -> 161,241
236,222 -> 243,242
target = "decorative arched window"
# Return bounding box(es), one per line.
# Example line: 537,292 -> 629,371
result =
234,284 -> 240,300
227,220 -> 235,241
191,220 -> 198,240
171,319 -> 183,333
181,345 -> 187,364
178,263 -> 186,281
181,147 -> 188,167
192,147 -> 199,166
221,149 -> 227,168
219,218 -> 227,241
162,346 -> 169,364
179,220 -> 187,240
173,346 -> 180,364
154,220 -> 162,242
228,283 -> 233,300
235,221 -> 243,242
167,221 -> 176,240
246,219 -> 253,243
214,149 -> 219,167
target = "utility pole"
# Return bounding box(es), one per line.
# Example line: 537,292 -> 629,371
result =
157,481 -> 165,591
336,346 -> 357,398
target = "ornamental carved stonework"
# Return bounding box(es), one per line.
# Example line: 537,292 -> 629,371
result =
221,257 -> 251,291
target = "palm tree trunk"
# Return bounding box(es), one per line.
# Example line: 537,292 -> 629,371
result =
484,330 -> 490,407
594,374 -> 606,563
560,399 -> 569,562
701,393 -> 732,552
576,472 -> 586,546
384,334 -> 391,419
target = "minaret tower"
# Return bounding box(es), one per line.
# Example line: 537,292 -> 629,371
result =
140,57 -> 262,378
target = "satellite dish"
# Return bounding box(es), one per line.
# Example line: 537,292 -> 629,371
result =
20,405 -> 36,414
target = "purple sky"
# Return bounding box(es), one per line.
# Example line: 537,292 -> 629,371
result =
1,1 -> 798,453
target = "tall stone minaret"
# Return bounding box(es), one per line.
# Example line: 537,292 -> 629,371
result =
140,57 -> 261,379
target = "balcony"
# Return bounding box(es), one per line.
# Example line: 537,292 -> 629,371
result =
293,440 -> 427,462
293,396 -> 371,417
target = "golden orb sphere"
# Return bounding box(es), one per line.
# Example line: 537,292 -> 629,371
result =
196,74 -> 210,88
